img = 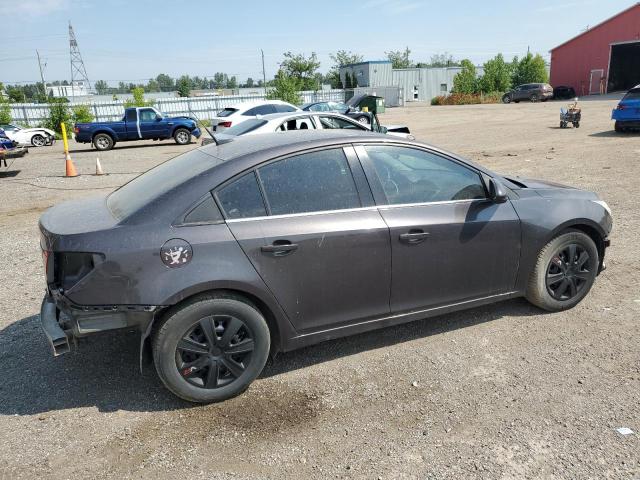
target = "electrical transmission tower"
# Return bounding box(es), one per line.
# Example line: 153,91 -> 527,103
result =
69,22 -> 91,96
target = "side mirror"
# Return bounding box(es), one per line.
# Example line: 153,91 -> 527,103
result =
488,178 -> 508,203
156,114 -> 162,121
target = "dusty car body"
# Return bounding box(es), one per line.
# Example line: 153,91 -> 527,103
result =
39,131 -> 612,402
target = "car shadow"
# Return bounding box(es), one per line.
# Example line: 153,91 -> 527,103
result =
0,298 -> 539,415
590,130 -> 639,138
69,142 -> 197,153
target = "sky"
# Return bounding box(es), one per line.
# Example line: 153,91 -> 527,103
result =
0,0 -> 635,86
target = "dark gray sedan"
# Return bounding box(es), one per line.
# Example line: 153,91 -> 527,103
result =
39,131 -> 612,403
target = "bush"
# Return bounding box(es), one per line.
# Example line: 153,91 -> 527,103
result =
452,60 -> 478,94
430,92 -> 502,106
124,87 -> 154,108
0,98 -> 11,124
266,71 -> 302,105
44,98 -> 72,135
72,104 -> 94,124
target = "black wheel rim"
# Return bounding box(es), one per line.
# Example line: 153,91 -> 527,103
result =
175,315 -> 254,389
545,243 -> 593,301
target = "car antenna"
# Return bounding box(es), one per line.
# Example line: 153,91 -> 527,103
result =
190,110 -> 219,145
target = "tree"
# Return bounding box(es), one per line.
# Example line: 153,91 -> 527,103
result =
94,80 -> 109,95
386,47 -> 412,69
6,86 -> 26,103
176,76 -> 191,97
416,52 -> 460,68
244,77 -> 255,88
479,53 -> 512,93
124,87 -> 154,107
511,53 -> 548,86
146,79 -> 160,92
452,59 -> 478,94
279,52 -> 321,91
213,72 -> 227,89
327,50 -> 363,88
155,74 -> 174,92
44,98 -> 72,135
266,70 -> 302,105
226,76 -> 238,89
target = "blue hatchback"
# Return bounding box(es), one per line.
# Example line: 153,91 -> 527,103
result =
612,85 -> 640,132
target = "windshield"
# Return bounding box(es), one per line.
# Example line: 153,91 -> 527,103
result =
622,88 -> 640,101
223,118 -> 267,136
107,149 -> 218,220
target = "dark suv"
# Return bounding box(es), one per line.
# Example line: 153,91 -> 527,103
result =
502,83 -> 554,103
39,131 -> 612,403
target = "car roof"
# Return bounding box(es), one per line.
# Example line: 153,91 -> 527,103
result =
255,111 -> 353,121
219,99 -> 294,111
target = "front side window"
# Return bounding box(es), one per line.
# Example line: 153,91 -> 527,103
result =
139,109 -> 157,122
318,115 -> 364,130
258,149 -> 360,215
216,172 -> 267,219
364,146 -> 486,205
277,117 -> 315,132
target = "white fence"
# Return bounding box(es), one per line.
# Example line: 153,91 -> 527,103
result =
9,89 -> 349,126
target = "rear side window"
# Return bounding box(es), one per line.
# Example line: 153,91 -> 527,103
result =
623,88 -> 640,100
244,105 -> 276,116
274,104 -> 297,113
364,146 -> 486,205
217,108 -> 238,118
258,149 -> 360,215
216,173 -> 266,219
183,194 -> 223,224
126,109 -> 137,122
224,119 -> 267,136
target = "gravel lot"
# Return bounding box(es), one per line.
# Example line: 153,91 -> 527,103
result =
0,98 -> 638,479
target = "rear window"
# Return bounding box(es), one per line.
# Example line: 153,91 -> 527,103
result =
217,108 -> 238,118
623,88 -> 640,100
107,149 -> 216,220
223,119 -> 267,136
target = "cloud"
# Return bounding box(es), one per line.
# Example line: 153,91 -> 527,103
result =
7,0 -> 70,16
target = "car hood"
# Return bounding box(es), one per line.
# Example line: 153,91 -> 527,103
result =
20,127 -> 55,135
502,175 -> 598,200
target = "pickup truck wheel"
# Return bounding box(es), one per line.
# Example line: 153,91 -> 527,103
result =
93,133 -> 114,151
174,128 -> 191,145
153,293 -> 270,403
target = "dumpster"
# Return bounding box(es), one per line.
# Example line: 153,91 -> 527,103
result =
346,94 -> 386,114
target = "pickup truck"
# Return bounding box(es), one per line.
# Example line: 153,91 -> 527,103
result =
74,107 -> 201,151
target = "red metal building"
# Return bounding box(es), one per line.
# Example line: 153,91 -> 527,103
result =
550,3 -> 640,95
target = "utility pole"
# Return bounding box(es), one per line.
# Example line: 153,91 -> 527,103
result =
36,50 -> 47,100
261,49 -> 267,89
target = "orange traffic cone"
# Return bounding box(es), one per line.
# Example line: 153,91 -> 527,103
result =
95,158 -> 104,176
65,152 -> 78,177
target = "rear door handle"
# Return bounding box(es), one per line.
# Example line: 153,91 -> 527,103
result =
261,241 -> 298,256
399,230 -> 429,244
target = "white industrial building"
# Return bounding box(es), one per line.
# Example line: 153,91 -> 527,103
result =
340,60 -> 483,103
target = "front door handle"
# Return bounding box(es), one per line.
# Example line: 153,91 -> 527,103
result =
261,240 -> 298,256
399,230 -> 429,244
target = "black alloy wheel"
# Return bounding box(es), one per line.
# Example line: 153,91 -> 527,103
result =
545,244 -> 593,301
176,315 -> 254,389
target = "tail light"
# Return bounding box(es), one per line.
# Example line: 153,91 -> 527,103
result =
74,126 -> 80,133
42,249 -> 51,276
616,104 -> 626,110
218,121 -> 232,128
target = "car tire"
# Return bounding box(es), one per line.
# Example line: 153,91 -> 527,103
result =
93,133 -> 114,151
357,116 -> 370,126
574,122 -> 580,128
173,128 -> 191,145
502,94 -> 512,104
514,100 -> 520,103
31,134 -> 46,147
560,121 -> 567,128
614,121 -> 624,133
153,293 -> 271,403
525,230 -> 599,312
530,94 -> 539,103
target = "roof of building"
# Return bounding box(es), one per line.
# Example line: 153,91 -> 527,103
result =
341,60 -> 392,68
550,2 -> 640,52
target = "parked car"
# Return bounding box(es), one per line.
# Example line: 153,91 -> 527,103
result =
210,100 -> 299,133
204,111 -> 414,141
74,107 -> 201,151
39,131 -> 612,403
0,124 -> 55,147
553,85 -> 576,100
502,83 -> 554,103
612,85 -> 640,132
301,101 -> 349,114
0,128 -> 29,160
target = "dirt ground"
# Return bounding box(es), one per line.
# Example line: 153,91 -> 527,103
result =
0,98 -> 638,480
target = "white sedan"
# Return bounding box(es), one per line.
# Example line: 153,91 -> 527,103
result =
209,100 -> 299,133
0,124 -> 55,147
202,111 -> 414,144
